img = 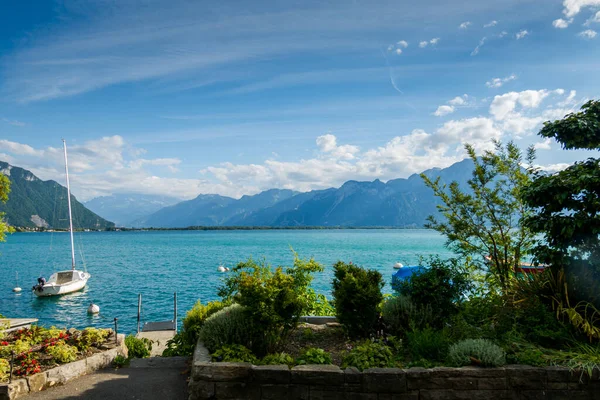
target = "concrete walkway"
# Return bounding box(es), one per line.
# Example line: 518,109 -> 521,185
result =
136,330 -> 176,357
25,357 -> 189,400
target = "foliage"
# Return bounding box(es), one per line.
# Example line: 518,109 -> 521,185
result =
406,327 -> 449,361
296,348 -> 332,365
0,358 -> 9,382
393,257 -> 472,328
76,328 -> 110,351
448,339 -> 506,367
549,343 -> 600,380
260,352 -> 295,367
112,355 -> 129,368
305,292 -> 335,316
46,342 -> 78,364
199,304 -> 256,353
218,254 -> 323,354
331,261 -> 384,339
0,173 -> 14,243
422,141 -> 536,292
125,335 -> 152,359
13,353 -> 41,376
211,344 -> 257,363
341,339 -> 395,371
381,295 -> 434,336
163,300 -> 228,356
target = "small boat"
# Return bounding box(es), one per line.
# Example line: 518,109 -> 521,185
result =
13,272 -> 22,292
33,140 -> 91,297
217,265 -> 226,272
393,262 -> 403,269
484,255 -> 548,274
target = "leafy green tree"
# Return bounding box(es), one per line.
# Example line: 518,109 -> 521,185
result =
421,141 -> 536,292
522,100 -> 600,274
0,174 -> 14,242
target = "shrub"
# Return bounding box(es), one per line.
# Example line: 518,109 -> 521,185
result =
448,339 -> 506,367
112,355 -> 129,368
382,295 -> 434,336
406,327 -> 449,361
393,257 -> 472,328
47,342 -> 78,363
341,339 -> 394,371
163,300 -> 228,357
296,348 -> 332,365
76,328 -> 110,351
125,335 -> 152,359
260,352 -> 295,366
0,359 -> 9,382
218,254 -> 323,354
199,304 -> 256,353
211,344 -> 257,363
332,261 -> 384,339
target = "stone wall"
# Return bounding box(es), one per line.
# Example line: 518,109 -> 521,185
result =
188,362 -> 600,400
0,333 -> 127,400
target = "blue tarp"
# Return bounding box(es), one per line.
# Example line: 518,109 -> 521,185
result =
391,266 -> 426,288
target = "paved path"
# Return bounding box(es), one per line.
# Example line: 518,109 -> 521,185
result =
25,357 -> 189,400
136,330 -> 176,357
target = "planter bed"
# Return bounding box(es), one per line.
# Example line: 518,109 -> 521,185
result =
1,326 -> 127,400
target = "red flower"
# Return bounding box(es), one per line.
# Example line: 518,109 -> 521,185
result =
0,341 -> 8,346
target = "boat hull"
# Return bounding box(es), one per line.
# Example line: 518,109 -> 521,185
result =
33,272 -> 90,297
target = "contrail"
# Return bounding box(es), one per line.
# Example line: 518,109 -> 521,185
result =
380,48 -> 403,94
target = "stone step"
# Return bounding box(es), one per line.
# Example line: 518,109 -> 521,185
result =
129,356 -> 189,369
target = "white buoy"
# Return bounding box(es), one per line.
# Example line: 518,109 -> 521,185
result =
217,265 -> 226,272
13,287 -> 22,293
224,267 -> 230,272
13,272 -> 22,292
393,262 -> 404,269
87,303 -> 100,314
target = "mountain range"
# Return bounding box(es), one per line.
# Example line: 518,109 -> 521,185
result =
130,158 -> 474,228
84,194 -> 181,226
0,161 -> 114,229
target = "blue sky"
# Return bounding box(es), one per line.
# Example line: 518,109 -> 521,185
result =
0,0 -> 599,201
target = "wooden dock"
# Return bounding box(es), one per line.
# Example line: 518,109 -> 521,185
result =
0,318 -> 39,333
134,292 -> 178,356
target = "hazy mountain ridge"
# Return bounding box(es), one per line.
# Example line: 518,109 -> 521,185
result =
0,161 -> 114,229
129,158 -> 474,228
84,193 -> 182,226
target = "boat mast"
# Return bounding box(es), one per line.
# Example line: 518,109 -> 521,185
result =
62,140 -> 76,271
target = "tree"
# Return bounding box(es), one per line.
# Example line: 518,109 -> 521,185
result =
421,141 -> 535,292
0,174 -> 14,242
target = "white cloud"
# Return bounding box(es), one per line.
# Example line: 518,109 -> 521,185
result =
516,30 -> 529,39
534,138 -> 552,150
0,140 -> 43,156
419,41 -> 428,48
558,90 -> 577,106
2,118 -> 26,127
471,37 -> 487,56
396,40 -> 408,48
434,105 -> 455,117
538,163 -> 571,172
387,45 -> 394,51
579,29 -> 598,38
459,21 -> 472,29
498,31 -> 508,38
553,18 -> 572,28
484,20 -> 498,28
486,74 -> 517,88
430,38 -> 440,45
585,11 -> 600,25
562,0 -> 600,18
448,96 -> 467,106
316,134 -> 360,160
395,48 -> 403,55
489,90 -> 551,120
419,38 -> 439,48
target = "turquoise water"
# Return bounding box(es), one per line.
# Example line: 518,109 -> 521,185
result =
0,230 -> 451,334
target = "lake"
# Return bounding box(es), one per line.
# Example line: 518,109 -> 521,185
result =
0,229 -> 452,334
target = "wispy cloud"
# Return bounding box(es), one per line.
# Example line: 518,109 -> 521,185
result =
516,30 -> 529,39
418,38 -> 440,48
459,21 -> 472,29
434,105 -> 455,117
579,29 -> 598,39
584,11 -> 600,26
486,74 -> 517,88
553,18 -> 572,28
484,20 -> 498,28
561,0 -> 600,18
471,37 -> 487,56
2,118 -> 26,127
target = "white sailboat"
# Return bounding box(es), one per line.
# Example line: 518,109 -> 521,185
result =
33,140 -> 91,297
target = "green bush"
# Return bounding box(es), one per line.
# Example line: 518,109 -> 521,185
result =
260,352 -> 295,366
0,359 -> 9,382
296,348 -> 332,365
341,339 -> 394,371
218,254 -> 323,354
382,295 -> 434,336
406,327 -> 449,361
125,335 -> 152,359
332,261 -> 384,339
47,342 -> 78,363
76,328 -> 110,351
112,354 -> 129,368
163,300 -> 228,357
211,344 -> 257,363
448,339 -> 506,367
199,304 -> 256,353
393,257 -> 472,328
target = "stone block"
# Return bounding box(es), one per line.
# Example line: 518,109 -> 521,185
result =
215,382 -> 259,399
477,377 -> 507,390
363,368 -> 406,393
546,366 -> 570,383
291,365 -> 344,386
46,359 -> 87,387
289,384 -> 310,400
194,362 -> 252,382
252,365 -> 290,384
26,372 -> 47,392
505,365 -> 546,390
345,367 -> 362,384
420,389 -> 514,400
344,392 -> 377,400
310,389 -> 347,400
0,379 -> 28,400
261,384 -> 289,400
391,392 -> 419,400
453,367 -> 506,378
547,382 -> 568,390
188,380 -> 215,400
